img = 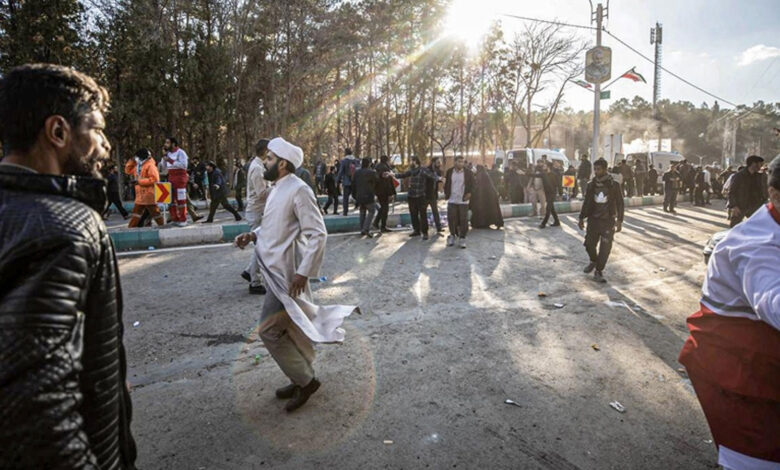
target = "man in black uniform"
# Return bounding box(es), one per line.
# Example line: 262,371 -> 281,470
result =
662,164 -> 682,214
578,158 -> 624,283
728,155 -> 766,227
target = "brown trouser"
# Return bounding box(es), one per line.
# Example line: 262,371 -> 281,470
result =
128,204 -> 164,227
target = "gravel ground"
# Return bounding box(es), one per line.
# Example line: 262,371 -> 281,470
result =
118,199 -> 729,469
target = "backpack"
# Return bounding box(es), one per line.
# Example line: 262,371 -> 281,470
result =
347,158 -> 357,179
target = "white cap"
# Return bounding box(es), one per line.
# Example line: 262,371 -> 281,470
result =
268,137 -> 303,169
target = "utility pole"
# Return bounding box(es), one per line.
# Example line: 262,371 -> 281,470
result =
650,22 -> 663,151
590,2 -> 607,160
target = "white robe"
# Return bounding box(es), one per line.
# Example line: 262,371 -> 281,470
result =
254,173 -> 355,343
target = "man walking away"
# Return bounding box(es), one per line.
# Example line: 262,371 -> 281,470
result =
314,158 -> 326,194
619,160 -> 634,197
728,155 -> 766,227
694,166 -> 706,207
663,164 -> 682,214
204,161 -> 242,223
163,136 -> 189,226
242,139 -> 270,295
539,163 -> 560,229
233,158 -> 247,211
336,147 -> 359,215
577,154 -> 592,199
679,155 -> 780,470
352,157 -> 378,237
372,155 -> 396,232
234,137 -> 355,412
395,156 -> 435,240
103,163 -> 129,219
0,63 -> 136,468
125,148 -> 165,227
322,166 -> 339,215
444,155 -> 473,248
578,158 -> 624,283
425,157 -> 444,233
647,165 -> 659,195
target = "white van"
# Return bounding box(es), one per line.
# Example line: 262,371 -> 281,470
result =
505,148 -> 571,170
626,151 -> 685,192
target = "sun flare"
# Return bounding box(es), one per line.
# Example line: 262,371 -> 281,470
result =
443,0 -> 497,51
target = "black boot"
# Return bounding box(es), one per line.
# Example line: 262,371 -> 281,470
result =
276,383 -> 297,399
285,378 -> 321,412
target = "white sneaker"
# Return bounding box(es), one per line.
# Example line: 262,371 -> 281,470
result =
459,237 -> 466,249
174,221 -> 188,227
446,235 -> 454,246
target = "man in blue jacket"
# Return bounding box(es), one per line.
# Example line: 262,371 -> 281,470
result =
336,147 -> 359,215
204,161 -> 242,223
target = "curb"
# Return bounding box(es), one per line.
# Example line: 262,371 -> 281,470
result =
108,192 -> 413,213
110,195 -> 666,251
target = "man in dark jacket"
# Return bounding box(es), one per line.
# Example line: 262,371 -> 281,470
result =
204,161 -> 242,223
577,154 -> 592,199
540,163 -> 561,228
728,155 -> 766,227
647,166 -> 659,195
663,164 -> 682,214
103,163 -> 129,219
372,155 -> 396,232
425,157 -> 444,232
352,157 -> 379,237
394,156 -> 435,240
0,64 -> 137,469
232,158 -> 247,211
322,165 -> 339,215
578,158 -> 624,283
443,155 -> 474,248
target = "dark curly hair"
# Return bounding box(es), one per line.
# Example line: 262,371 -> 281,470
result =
0,63 -> 110,154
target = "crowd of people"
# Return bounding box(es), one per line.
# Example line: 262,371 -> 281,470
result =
1,63 -> 778,469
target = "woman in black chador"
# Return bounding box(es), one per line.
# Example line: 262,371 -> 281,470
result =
470,165 -> 504,229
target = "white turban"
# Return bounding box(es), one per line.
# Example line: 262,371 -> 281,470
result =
268,137 -> 303,169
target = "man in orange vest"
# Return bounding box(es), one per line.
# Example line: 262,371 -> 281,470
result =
125,148 -> 164,227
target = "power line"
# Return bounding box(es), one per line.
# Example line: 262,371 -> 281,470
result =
500,12 -> 740,108
500,13 -> 597,31
603,29 -> 738,107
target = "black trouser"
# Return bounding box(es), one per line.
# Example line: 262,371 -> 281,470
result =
106,191 -> 128,218
664,189 -> 678,212
323,193 -> 338,214
426,198 -> 442,230
207,195 -> 241,221
342,185 -> 353,215
373,195 -> 391,229
694,186 -> 705,206
408,196 -> 428,235
447,203 -> 469,238
234,185 -> 245,211
584,218 -> 615,272
541,193 -> 559,226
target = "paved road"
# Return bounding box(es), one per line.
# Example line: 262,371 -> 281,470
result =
119,200 -> 729,469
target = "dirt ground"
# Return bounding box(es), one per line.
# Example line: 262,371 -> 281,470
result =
118,199 -> 729,469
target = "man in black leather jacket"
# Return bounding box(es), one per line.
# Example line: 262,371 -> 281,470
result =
0,64 -> 137,469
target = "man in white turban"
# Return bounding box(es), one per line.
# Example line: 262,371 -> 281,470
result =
235,137 -> 356,412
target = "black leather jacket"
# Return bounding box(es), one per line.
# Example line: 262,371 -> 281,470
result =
0,165 -> 136,469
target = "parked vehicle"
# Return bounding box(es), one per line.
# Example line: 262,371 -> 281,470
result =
505,148 -> 571,170
625,151 -> 685,193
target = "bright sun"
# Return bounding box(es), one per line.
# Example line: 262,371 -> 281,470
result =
443,0 -> 497,51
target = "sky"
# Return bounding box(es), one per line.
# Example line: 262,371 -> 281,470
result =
458,0 -> 780,112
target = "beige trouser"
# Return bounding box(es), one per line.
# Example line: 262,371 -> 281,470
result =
258,290 -> 315,386
530,189 -> 546,216
246,214 -> 263,286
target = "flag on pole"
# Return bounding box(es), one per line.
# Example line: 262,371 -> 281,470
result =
620,67 -> 647,83
574,79 -> 593,89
